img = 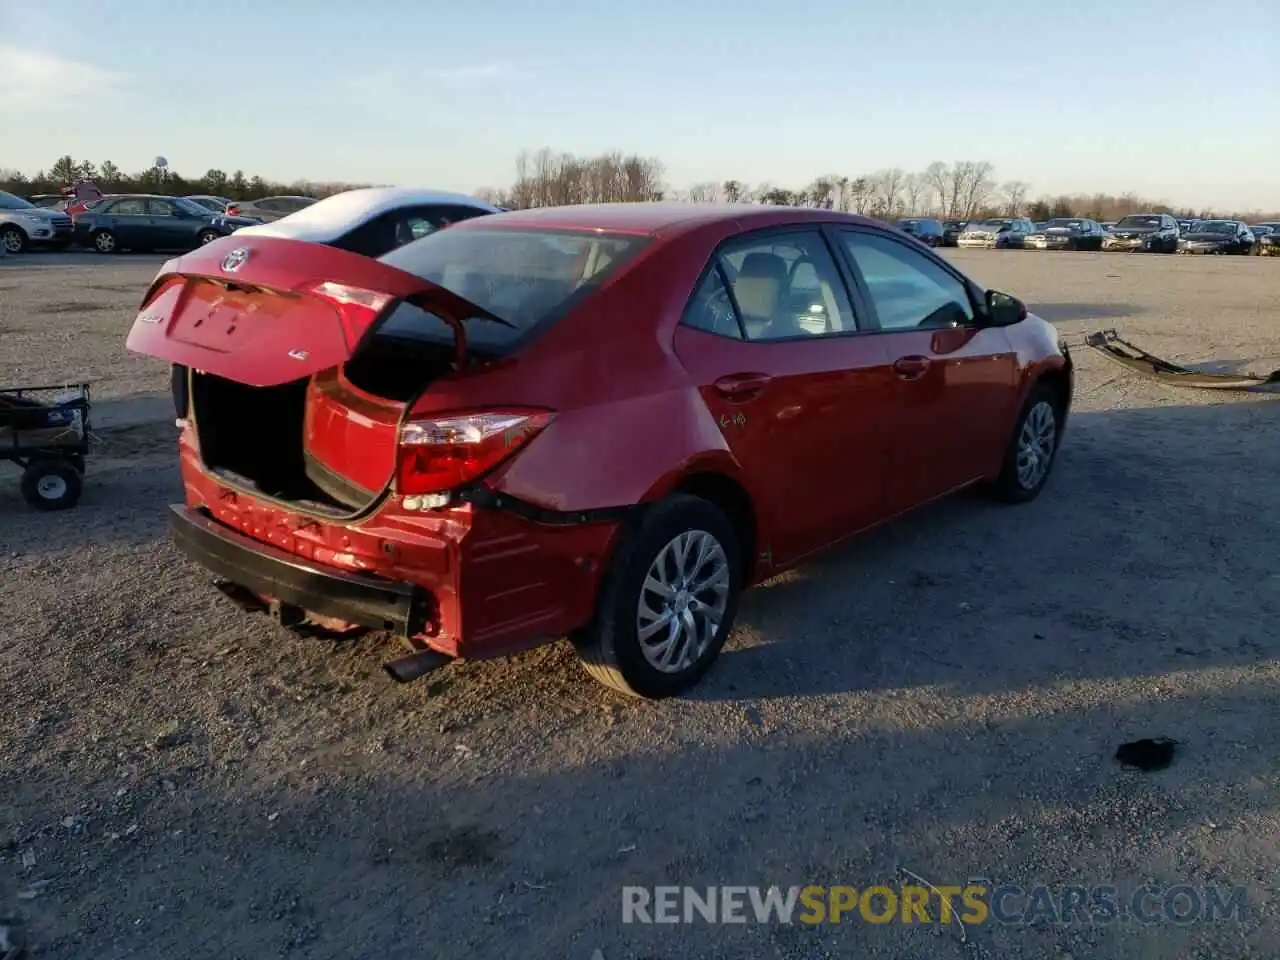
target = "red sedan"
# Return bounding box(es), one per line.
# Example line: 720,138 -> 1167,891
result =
126,203 -> 1073,698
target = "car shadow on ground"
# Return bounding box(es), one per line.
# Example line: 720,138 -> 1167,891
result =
694,396 -> 1280,702
1026,302 -> 1145,322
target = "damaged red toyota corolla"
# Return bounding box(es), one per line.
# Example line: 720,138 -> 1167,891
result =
126,204 -> 1073,698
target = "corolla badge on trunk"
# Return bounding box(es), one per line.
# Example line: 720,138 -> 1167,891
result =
220,247 -> 249,272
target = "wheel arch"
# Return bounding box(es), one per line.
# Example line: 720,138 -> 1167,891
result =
669,470 -> 759,585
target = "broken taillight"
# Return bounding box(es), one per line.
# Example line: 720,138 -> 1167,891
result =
396,410 -> 554,495
307,281 -> 396,345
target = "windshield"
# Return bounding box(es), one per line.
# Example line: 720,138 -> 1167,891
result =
971,219 -> 1011,229
1116,215 -> 1162,229
0,191 -> 37,211
1043,219 -> 1084,230
377,227 -> 650,351
1189,220 -> 1235,233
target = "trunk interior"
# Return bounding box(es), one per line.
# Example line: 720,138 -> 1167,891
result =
187,337 -> 460,515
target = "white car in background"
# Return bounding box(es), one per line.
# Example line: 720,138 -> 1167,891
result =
231,187 -> 499,257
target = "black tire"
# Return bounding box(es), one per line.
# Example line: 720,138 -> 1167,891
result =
91,229 -> 117,254
197,229 -> 221,246
988,383 -> 1064,504
20,459 -> 84,511
1,224 -> 28,255
572,494 -> 743,699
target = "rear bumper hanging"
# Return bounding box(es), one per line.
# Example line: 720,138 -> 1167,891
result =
1077,330 -> 1280,391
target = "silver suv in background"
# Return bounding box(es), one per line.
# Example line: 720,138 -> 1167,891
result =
0,190 -> 74,254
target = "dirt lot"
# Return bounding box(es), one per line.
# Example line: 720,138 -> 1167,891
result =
1,249 -> 1278,960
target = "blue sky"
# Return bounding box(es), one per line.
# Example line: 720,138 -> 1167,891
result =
2,0 -> 1277,209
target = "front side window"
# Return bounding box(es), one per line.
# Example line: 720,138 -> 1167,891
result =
147,199 -> 177,216
839,230 -> 975,331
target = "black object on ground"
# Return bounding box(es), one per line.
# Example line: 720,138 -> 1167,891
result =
1115,737 -> 1179,771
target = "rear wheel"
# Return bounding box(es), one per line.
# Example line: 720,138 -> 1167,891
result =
1,225 -> 27,254
20,459 -> 84,511
572,494 -> 742,699
92,229 -> 117,254
989,383 -> 1063,504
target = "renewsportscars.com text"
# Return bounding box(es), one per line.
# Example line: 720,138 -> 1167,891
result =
621,883 -> 1247,926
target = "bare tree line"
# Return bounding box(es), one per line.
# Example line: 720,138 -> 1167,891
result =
6,150 -> 1274,222
475,150 -> 1277,222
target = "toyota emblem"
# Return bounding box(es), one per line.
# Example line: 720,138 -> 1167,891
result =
220,248 -> 249,272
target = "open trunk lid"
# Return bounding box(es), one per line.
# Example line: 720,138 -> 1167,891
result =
126,235 -> 508,385
126,235 -> 511,510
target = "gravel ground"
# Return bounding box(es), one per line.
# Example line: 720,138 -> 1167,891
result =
1,249 -> 1278,960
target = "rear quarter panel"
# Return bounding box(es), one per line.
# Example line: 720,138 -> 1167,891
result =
407,228 -> 753,512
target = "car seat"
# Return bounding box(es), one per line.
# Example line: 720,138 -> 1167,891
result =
731,252 -> 791,339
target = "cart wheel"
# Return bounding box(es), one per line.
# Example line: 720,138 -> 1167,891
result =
21,459 -> 84,511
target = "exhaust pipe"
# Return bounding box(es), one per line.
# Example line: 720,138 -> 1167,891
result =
384,648 -> 454,684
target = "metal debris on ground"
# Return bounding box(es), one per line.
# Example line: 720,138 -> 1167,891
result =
1078,330 -> 1280,390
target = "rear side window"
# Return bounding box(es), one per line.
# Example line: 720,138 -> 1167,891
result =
375,227 -> 649,351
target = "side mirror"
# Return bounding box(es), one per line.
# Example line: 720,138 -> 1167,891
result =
985,289 -> 1027,326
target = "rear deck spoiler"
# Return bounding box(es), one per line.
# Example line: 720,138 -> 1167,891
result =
1079,330 -> 1280,391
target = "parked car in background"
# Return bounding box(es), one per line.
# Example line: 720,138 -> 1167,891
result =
231,187 -> 499,257
957,217 -> 1035,249
74,195 -> 261,253
186,195 -> 232,213
1023,218 -> 1108,251
1176,219 -> 1255,255
0,190 -> 74,253
1102,213 -> 1180,253
940,219 -> 967,246
1255,225 -> 1280,256
893,217 -> 946,247
126,203 -> 1073,698
225,196 -> 315,222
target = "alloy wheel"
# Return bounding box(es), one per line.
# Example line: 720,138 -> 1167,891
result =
635,529 -> 731,674
1016,400 -> 1057,489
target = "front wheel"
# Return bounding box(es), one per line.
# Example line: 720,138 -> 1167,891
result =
988,384 -> 1063,504
1,225 -> 27,255
92,229 -> 117,254
572,494 -> 742,699
197,229 -> 221,246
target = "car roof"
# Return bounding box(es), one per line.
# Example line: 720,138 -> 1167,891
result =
456,202 -> 885,237
233,186 -> 500,242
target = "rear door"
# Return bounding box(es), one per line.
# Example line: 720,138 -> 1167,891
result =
99,197 -> 149,246
833,226 -> 1019,508
672,227 -> 895,567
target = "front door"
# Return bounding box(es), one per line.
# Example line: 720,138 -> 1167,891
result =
833,227 -> 1020,509
145,198 -> 195,250
672,227 -> 895,570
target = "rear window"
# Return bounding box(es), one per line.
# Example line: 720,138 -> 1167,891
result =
376,227 -> 649,351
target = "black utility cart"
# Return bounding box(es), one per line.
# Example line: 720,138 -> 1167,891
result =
0,383 -> 91,510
